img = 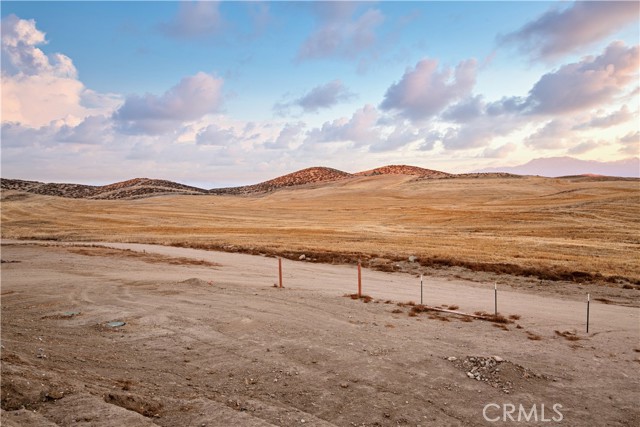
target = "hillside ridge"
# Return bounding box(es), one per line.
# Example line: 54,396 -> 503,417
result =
4,163 -> 629,200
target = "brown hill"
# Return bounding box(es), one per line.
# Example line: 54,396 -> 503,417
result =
2,165 -> 527,199
0,178 -> 207,200
209,167 -> 353,195
355,165 -> 451,178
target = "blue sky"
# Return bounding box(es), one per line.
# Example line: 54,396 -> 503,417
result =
1,1 -> 638,186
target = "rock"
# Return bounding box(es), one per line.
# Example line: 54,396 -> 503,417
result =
447,356 -> 457,361
408,255 -> 418,262
492,356 -> 504,363
299,254 -> 306,260
340,382 -> 349,388
466,372 -> 475,379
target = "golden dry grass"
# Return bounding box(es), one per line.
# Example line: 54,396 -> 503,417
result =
2,174 -> 639,282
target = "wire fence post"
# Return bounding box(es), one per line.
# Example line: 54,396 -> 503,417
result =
494,283 -> 498,316
357,261 -> 362,297
278,257 -> 283,288
420,274 -> 423,305
586,293 -> 590,333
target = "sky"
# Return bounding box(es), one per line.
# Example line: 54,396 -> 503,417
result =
1,1 -> 639,187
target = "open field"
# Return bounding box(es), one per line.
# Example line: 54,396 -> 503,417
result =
2,175 -> 639,286
1,243 -> 639,426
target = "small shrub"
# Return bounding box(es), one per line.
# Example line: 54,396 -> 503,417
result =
448,305 -> 459,311
527,332 -> 542,340
509,314 -> 521,320
391,308 -> 403,314
555,330 -> 581,341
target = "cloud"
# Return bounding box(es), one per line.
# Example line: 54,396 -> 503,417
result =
481,143 -> 517,159
380,58 -> 477,122
567,140 -> 604,155
305,104 -> 379,145
441,96 -> 485,123
522,42 -> 639,115
524,119 -> 573,149
195,124 -> 238,146
113,72 -> 224,134
618,131 -> 639,155
500,2 -> 638,60
265,122 -> 306,149
1,14 -> 75,77
438,117 -> 522,151
158,1 -> 224,39
368,121 -> 424,153
296,3 -> 384,61
1,15 -> 121,127
296,80 -> 355,113
573,105 -> 632,130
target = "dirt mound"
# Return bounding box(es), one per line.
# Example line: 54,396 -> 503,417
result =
177,278 -> 211,286
355,164 -> 450,178
210,167 -> 353,195
448,356 -> 549,394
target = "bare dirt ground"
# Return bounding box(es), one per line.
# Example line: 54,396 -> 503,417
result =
2,242 -> 639,426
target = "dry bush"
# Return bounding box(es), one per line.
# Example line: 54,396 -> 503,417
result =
345,293 -> 373,303
509,314 -> 522,320
448,305 -> 459,311
594,297 -> 614,304
391,309 -> 403,314
526,332 -> 542,340
555,330 -> 581,341
493,323 -> 509,331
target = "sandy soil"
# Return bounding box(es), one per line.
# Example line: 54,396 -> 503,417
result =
1,242 -> 639,426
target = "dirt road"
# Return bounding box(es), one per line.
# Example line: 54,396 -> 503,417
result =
1,242 -> 639,426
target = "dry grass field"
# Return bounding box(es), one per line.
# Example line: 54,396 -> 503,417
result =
2,174 -> 639,284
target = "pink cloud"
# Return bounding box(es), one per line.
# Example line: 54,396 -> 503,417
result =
114,72 -> 224,134
1,15 -> 120,127
306,104 -> 379,145
380,58 -> 477,121
524,42 -> 639,115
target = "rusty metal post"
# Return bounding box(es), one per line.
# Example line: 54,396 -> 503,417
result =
279,257 -> 283,288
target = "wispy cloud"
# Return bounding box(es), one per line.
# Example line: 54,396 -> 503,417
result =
275,80 -> 356,115
500,1 -> 638,60
158,1 -> 224,39
296,2 -> 384,62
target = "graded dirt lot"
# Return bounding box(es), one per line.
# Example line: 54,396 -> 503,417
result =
1,243 -> 639,426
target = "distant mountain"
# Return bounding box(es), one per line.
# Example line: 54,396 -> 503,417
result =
476,157 -> 640,178
355,165 -> 451,178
